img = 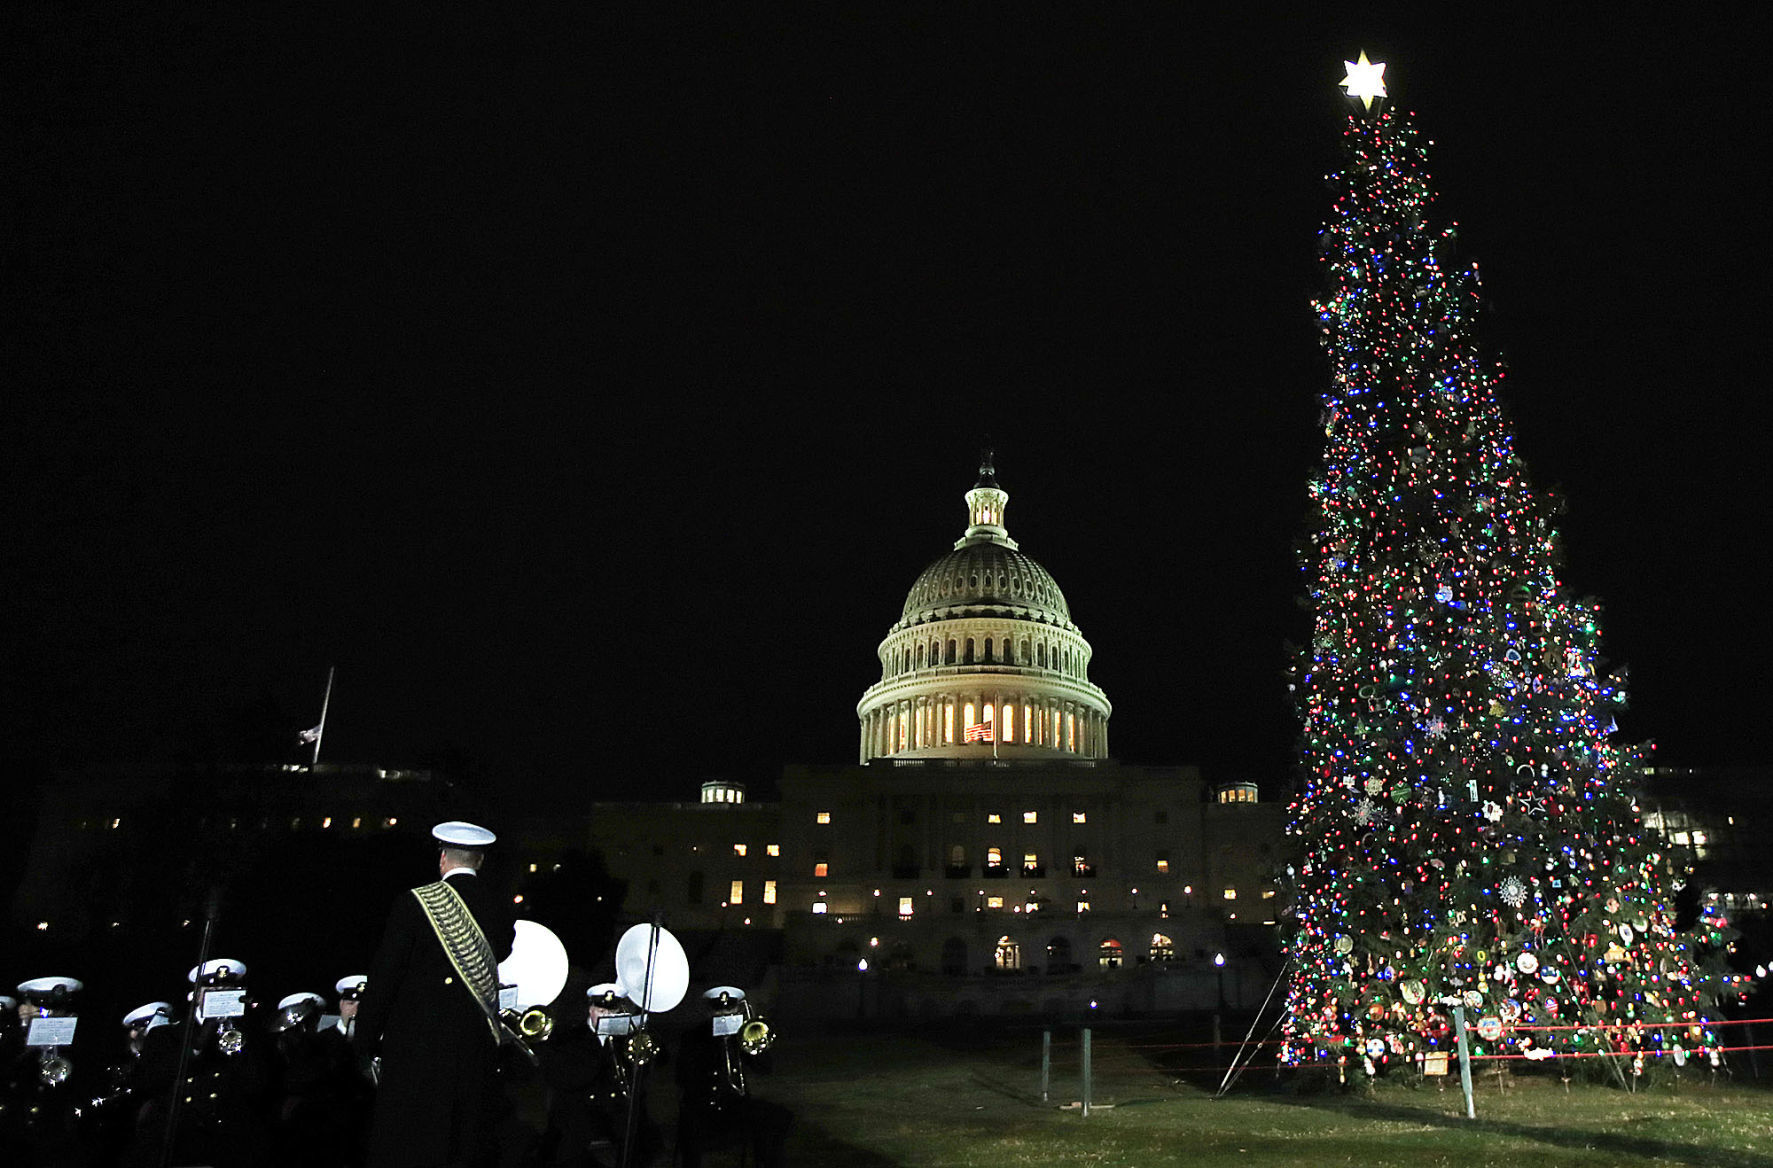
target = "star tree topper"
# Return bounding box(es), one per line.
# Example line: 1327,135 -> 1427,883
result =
1340,50 -> 1387,110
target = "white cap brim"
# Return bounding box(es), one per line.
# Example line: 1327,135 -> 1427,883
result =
433,820 -> 497,848
187,959 -> 248,983
17,976 -> 83,998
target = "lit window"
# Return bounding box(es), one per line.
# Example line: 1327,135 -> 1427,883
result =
1024,899 -> 1040,913
734,844 -> 748,857
111,818 -> 121,829
813,863 -> 829,878
1073,811 -> 1086,824
898,897 -> 914,917
1077,900 -> 1091,913
987,847 -> 1003,868
766,844 -> 780,857
816,812 -> 831,825
36,921 -> 49,931
763,880 -> 777,905
1156,858 -> 1170,874
529,863 -> 539,873
1262,889 -> 1277,900
1023,811 -> 1038,824
1223,888 -> 1238,900
351,817 -> 362,829
1003,704 -> 1014,741
1023,853 -> 1038,869
322,817 -> 332,829
1160,901 -> 1171,918
730,880 -> 744,904
986,896 -> 1004,910
811,902 -> 828,915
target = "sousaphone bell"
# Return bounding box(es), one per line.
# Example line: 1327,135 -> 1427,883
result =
612,922 -> 690,1067
497,920 -> 570,1053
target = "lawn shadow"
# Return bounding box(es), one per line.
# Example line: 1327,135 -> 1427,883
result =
783,1118 -> 908,1167
1260,1088 -> 1773,1168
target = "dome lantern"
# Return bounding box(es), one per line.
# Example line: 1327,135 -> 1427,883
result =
959,448 -> 1016,550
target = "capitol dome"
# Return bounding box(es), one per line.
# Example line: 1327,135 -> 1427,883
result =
857,456 -> 1111,762
898,543 -> 1071,630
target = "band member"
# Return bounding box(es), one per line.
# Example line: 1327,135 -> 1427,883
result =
317,976 -> 373,1168
122,1003 -> 176,1059
1,977 -> 86,1168
329,976 -> 369,1045
536,983 -> 660,1167
354,820 -> 515,1168
269,991 -> 342,1168
674,987 -> 789,1168
82,1002 -> 176,1163
147,958 -> 272,1168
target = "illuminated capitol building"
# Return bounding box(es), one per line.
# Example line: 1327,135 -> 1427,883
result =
582,457 -> 1288,1015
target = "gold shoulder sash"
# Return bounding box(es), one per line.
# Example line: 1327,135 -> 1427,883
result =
412,880 -> 501,1044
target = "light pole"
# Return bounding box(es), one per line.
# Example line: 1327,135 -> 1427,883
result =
857,959 -> 868,1018
1213,952 -> 1226,1063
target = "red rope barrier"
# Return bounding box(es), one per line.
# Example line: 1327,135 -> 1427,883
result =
1048,1018 -> 1772,1052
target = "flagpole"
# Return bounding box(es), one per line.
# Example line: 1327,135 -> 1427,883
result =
311,667 -> 335,766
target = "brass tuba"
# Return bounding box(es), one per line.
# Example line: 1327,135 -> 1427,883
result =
496,920 -> 570,1059
611,921 -> 690,1089
739,1006 -> 774,1057
39,1051 -> 73,1087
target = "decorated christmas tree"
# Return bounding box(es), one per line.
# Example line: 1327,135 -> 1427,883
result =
1279,54 -> 1748,1084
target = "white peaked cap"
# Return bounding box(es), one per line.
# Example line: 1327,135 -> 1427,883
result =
702,985 -> 746,1003
18,976 -> 83,998
335,975 -> 369,997
433,821 -> 497,848
123,1002 -> 174,1028
586,982 -> 623,1000
187,958 -> 248,983
278,992 -> 326,1012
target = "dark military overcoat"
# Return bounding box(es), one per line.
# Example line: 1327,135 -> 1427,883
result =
354,871 -> 514,1168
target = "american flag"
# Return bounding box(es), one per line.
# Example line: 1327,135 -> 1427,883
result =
964,722 -> 994,743
298,725 -> 322,745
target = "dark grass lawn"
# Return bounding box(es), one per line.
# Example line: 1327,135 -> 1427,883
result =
744,1022 -> 1773,1167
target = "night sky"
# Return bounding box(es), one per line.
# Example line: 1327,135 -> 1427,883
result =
12,11 -> 1767,813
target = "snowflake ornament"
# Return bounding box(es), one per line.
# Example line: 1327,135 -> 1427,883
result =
1424,717 -> 1448,738
1481,801 -> 1504,823
1353,797 -> 1381,825
1499,876 -> 1529,908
